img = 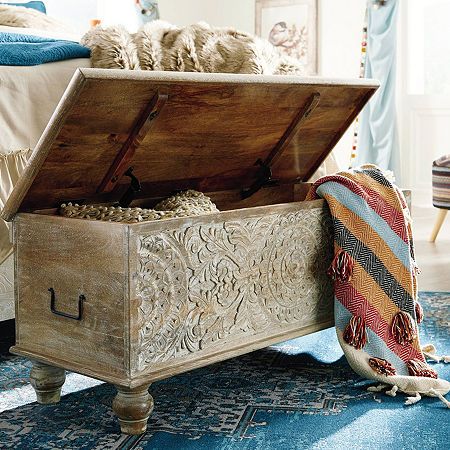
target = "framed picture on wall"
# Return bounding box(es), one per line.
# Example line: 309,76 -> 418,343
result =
255,0 -> 318,74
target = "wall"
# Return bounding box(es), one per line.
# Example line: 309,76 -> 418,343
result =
317,0 -> 366,167
159,0 -> 255,32
44,0 -> 97,33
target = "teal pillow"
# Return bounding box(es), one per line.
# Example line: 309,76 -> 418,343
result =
2,2 -> 46,14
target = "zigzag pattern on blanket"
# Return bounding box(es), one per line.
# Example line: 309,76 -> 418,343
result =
81,20 -> 305,75
307,165 -> 450,401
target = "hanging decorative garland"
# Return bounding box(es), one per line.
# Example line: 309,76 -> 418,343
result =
349,1 -> 388,168
135,0 -> 160,22
349,11 -> 368,169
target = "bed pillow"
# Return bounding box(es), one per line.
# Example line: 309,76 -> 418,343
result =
0,24 -> 82,41
0,4 -> 71,32
1,2 -> 46,14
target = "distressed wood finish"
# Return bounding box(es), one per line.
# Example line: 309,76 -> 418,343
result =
1,70 -> 378,220
128,200 -> 333,376
112,385 -> 154,435
13,215 -> 129,379
0,254 -> 14,321
98,93 -> 169,194
12,200 -> 333,380
30,361 -> 66,404
11,200 -> 334,434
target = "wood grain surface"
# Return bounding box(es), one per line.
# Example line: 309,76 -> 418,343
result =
13,214 -> 129,378
1,70 -> 378,220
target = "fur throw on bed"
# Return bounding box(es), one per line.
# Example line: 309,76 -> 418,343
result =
81,20 -> 305,75
0,4 -> 71,32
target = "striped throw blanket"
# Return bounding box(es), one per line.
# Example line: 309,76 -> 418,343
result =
307,166 -> 450,405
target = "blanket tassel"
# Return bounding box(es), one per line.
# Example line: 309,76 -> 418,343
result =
386,385 -> 398,397
405,390 -> 450,408
367,384 -> 388,393
368,357 -> 397,376
391,311 -> 416,346
368,386 -> 450,407
327,249 -> 354,282
343,315 -> 368,350
406,359 -> 438,379
415,301 -> 424,324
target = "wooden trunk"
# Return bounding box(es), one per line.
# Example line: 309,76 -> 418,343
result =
2,69 -> 378,435
13,198 -> 334,384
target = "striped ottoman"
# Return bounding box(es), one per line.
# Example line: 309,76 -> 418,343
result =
430,155 -> 450,242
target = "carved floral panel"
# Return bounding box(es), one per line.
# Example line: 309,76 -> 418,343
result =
134,207 -> 333,371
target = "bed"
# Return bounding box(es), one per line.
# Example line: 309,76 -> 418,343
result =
0,24 -> 90,321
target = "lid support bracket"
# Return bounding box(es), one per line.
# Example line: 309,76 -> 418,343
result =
118,167 -> 141,207
241,92 -> 321,200
97,91 -> 168,194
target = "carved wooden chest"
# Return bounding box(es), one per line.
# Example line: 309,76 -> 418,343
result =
2,69 -> 377,435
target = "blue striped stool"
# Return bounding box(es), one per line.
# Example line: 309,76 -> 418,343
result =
430,155 -> 450,242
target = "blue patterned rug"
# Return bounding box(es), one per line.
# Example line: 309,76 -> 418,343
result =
0,292 -> 449,449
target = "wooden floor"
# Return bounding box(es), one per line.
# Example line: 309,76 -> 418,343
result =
413,205 -> 450,292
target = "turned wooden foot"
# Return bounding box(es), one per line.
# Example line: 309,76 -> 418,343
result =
112,385 -> 153,435
30,361 -> 66,404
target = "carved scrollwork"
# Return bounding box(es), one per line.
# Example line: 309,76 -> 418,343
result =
136,235 -> 195,366
262,211 -> 333,322
135,207 -> 333,370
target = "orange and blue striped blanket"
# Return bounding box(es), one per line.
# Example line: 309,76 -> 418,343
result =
307,166 -> 450,403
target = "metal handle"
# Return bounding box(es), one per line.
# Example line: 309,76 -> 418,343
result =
49,288 -> 85,321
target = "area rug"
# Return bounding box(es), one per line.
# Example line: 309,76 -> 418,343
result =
0,291 -> 448,449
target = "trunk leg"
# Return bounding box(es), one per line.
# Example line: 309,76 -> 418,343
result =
30,360 -> 66,404
112,384 -> 153,435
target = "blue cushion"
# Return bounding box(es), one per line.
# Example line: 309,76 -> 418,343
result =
1,2 -> 46,14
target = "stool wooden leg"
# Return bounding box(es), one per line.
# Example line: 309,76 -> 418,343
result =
30,361 -> 66,404
112,384 -> 153,435
429,209 -> 448,243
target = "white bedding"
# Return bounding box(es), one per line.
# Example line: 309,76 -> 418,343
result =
0,25 -> 90,264
0,25 -> 90,154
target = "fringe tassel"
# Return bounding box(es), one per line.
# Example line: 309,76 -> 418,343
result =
405,392 -> 421,406
367,384 -> 388,392
391,311 -> 416,345
368,357 -> 397,376
415,302 -> 424,324
343,315 -> 368,350
406,359 -> 438,379
428,389 -> 450,408
386,385 -> 399,397
327,249 -> 354,282
421,344 -> 450,363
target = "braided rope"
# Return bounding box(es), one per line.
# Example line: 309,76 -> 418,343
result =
59,190 -> 219,223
